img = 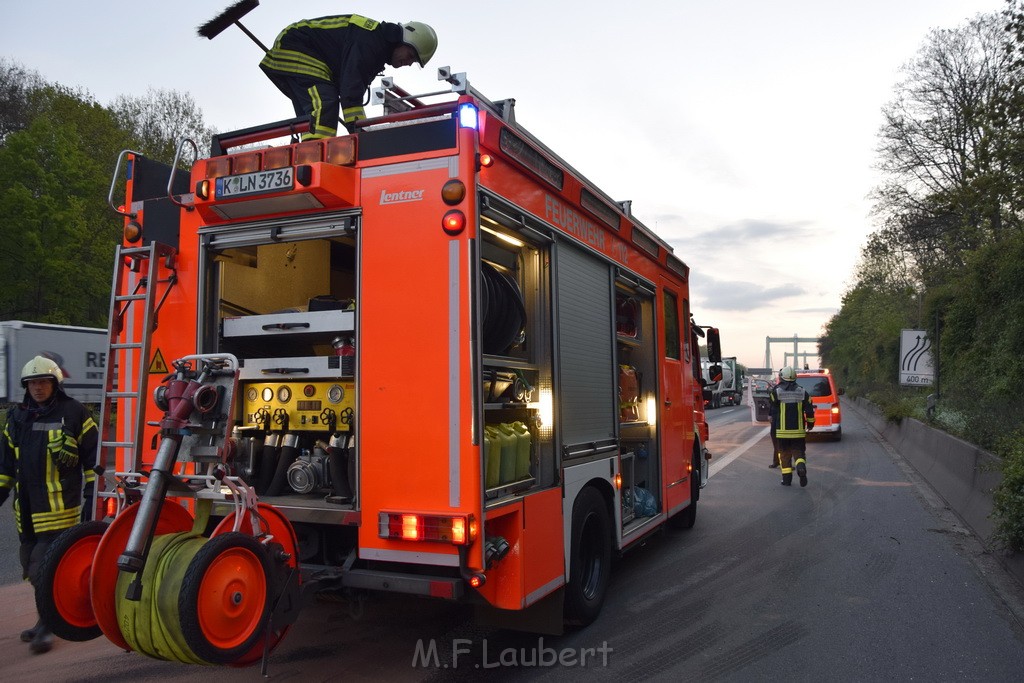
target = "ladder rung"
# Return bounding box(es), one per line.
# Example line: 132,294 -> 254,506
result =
110,342 -> 143,350
120,246 -> 155,256
102,441 -> 136,449
106,391 -> 140,399
115,294 -> 147,302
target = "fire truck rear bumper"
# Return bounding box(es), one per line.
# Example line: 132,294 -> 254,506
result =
304,565 -> 466,599
343,568 -> 465,598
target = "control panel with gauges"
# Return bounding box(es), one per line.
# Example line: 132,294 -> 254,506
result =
242,380 -> 355,432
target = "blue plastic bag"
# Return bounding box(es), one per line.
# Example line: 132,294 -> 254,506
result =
633,486 -> 657,517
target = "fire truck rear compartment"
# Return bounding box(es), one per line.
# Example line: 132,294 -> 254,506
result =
208,233 -> 359,509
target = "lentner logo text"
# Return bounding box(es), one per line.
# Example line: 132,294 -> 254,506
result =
380,188 -> 425,204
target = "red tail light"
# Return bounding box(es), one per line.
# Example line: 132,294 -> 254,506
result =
379,512 -> 476,545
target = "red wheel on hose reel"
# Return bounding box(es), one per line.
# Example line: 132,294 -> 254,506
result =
90,501 -> 195,651
211,502 -> 299,569
211,503 -> 300,666
35,521 -> 109,641
178,532 -> 273,665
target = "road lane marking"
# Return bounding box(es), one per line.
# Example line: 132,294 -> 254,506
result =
708,427 -> 769,478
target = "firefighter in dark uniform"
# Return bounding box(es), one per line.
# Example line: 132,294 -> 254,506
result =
0,356 -> 99,653
259,15 -> 438,139
768,366 -> 814,487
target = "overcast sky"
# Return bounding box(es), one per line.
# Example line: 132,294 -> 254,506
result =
1,0 -> 1008,370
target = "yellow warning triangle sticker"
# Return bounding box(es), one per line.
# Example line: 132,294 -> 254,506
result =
148,349 -> 169,374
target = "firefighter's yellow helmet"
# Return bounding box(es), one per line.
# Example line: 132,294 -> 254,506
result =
401,21 -> 438,66
780,366 -> 796,382
21,355 -> 64,386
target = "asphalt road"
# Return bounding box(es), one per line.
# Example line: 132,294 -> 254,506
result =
2,401 -> 1023,681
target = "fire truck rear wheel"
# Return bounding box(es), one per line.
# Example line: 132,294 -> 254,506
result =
35,521 -> 108,641
564,486 -> 611,626
178,532 -> 273,664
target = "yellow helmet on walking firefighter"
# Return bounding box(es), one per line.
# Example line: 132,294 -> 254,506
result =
21,355 -> 64,386
400,21 -> 438,66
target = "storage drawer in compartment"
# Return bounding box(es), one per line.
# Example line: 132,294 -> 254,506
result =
223,309 -> 354,338
239,355 -> 344,380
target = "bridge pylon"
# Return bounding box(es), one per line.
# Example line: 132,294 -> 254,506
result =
765,334 -> 820,370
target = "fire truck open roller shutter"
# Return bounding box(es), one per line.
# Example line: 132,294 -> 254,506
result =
198,212 -> 358,250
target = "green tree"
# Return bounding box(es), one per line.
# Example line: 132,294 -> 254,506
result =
110,88 -> 216,165
0,110 -> 125,325
873,12 -> 1013,289
0,60 -> 216,328
0,58 -> 47,142
820,282 -> 912,395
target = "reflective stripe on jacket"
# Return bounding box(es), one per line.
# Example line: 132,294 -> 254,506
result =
769,381 -> 814,438
259,15 -> 401,123
0,392 -> 98,536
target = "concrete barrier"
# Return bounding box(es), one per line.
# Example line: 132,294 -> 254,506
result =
851,397 -> 1024,584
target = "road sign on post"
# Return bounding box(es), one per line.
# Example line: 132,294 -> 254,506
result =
900,329 -> 934,386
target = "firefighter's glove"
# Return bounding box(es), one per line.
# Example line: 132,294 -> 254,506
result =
49,432 -> 80,467
0,487 -> 8,508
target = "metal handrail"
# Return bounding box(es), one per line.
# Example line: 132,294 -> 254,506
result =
107,148 -> 146,218
167,138 -> 198,211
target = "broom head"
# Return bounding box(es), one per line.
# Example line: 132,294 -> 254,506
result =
198,0 -> 260,40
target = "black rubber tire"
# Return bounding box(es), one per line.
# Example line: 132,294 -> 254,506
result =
178,532 -> 273,665
564,487 -> 611,626
833,427 -> 843,442
36,521 -> 108,641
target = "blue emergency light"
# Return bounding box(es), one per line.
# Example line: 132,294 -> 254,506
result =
458,103 -> 479,130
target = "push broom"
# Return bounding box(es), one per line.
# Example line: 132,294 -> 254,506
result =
197,0 -> 268,52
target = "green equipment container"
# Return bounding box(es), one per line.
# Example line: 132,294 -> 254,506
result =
496,423 -> 518,484
484,425 -> 502,489
511,421 -> 532,479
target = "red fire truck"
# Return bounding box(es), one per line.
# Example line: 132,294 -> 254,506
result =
37,69 -> 721,666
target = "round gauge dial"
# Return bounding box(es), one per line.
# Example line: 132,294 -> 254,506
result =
261,387 -> 274,402
246,387 -> 257,402
327,384 -> 345,404
277,386 -> 292,403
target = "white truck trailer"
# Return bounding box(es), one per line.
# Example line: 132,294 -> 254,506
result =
0,320 -> 107,404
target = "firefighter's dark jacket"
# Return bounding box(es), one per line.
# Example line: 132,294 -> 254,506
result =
259,15 -> 402,124
768,380 -> 814,439
0,389 -> 98,536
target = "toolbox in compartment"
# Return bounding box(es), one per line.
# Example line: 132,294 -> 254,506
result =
222,309 -> 355,360
223,309 -> 354,339
238,355 -> 347,380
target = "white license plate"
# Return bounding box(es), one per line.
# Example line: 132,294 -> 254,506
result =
216,167 -> 294,198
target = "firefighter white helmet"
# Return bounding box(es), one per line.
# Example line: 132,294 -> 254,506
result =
400,21 -> 438,66
780,366 -> 796,382
21,355 -> 64,386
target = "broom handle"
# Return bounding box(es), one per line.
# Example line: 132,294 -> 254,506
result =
236,20 -> 269,52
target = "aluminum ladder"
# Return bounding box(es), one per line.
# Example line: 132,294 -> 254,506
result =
94,242 -> 178,506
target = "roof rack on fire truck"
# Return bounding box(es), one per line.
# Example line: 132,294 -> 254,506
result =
370,66 -> 518,124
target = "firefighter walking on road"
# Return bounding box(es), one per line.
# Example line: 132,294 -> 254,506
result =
769,366 -> 814,487
0,356 -> 99,654
259,14 -> 438,139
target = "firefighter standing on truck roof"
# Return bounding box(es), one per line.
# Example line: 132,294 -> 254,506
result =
0,356 -> 99,654
768,366 -> 814,487
259,14 -> 438,140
